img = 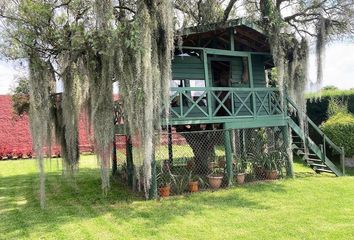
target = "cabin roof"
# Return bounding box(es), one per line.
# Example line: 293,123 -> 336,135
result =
177,18 -> 270,53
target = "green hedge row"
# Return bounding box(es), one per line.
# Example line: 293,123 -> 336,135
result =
320,112 -> 354,157
306,90 -> 354,125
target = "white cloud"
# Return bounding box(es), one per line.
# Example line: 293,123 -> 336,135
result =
309,42 -> 354,90
0,60 -> 17,94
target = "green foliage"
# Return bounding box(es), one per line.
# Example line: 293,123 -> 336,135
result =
322,85 -> 338,91
11,77 -> 30,115
327,98 -> 348,117
306,89 -> 354,125
321,112 -> 354,157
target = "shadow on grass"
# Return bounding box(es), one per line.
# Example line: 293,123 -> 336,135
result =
0,167 -> 277,238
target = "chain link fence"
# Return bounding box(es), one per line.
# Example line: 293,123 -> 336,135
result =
114,127 -> 290,198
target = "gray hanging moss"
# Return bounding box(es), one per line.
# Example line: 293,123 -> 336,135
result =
28,52 -> 54,209
116,0 -> 174,198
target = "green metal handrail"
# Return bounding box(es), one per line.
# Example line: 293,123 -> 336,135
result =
287,96 -> 345,175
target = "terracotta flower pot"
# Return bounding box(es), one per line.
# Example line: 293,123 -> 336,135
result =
188,181 -> 199,192
236,173 -> 246,184
207,175 -> 223,189
159,185 -> 171,198
266,170 -> 278,180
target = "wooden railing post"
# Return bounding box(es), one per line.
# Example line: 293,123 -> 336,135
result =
320,144 -> 325,163
341,147 -> 346,176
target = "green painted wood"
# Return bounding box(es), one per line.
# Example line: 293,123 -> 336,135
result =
223,115 -> 288,129
289,119 -> 343,176
224,129 -> 233,186
203,50 -> 213,120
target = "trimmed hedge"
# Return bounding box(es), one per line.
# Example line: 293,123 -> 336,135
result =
306,90 -> 354,125
320,112 -> 354,157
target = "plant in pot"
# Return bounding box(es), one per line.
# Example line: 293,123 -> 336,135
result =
170,172 -> 188,195
207,167 -> 224,189
234,155 -> 248,184
264,151 -> 286,180
157,171 -> 171,198
263,151 -> 284,180
248,152 -> 267,180
187,171 -> 204,193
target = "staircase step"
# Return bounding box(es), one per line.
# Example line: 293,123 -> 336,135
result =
305,157 -> 322,162
308,163 -> 327,168
315,168 -> 334,174
299,152 -> 317,157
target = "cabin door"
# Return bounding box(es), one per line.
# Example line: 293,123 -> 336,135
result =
210,60 -> 232,116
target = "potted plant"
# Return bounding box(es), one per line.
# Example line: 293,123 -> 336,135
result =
218,156 -> 226,168
248,153 -> 267,180
263,151 -> 282,180
234,155 -> 247,184
157,171 -> 171,198
187,171 -> 204,193
207,167 -> 224,189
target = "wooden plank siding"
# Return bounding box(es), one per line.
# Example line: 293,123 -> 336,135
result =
172,56 -> 205,80
251,55 -> 268,116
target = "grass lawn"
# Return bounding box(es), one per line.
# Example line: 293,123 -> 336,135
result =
0,156 -> 353,240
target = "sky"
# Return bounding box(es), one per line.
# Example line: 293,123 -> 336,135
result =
0,42 -> 353,94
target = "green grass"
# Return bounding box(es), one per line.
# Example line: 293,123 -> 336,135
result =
0,156 -> 353,240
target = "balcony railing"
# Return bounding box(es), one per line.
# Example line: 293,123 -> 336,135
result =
169,87 -> 284,122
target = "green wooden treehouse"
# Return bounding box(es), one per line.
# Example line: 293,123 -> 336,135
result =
115,19 -> 345,197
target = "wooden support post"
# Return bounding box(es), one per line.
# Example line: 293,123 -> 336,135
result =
168,125 -> 173,165
341,147 -> 346,176
224,128 -> 233,186
283,125 -> 294,178
126,135 -> 134,188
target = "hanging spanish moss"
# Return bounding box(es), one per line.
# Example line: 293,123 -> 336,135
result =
316,17 -> 330,89
117,0 -> 174,197
28,52 -> 54,209
84,0 -> 115,194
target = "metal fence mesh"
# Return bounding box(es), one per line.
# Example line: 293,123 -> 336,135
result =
114,127 -> 290,198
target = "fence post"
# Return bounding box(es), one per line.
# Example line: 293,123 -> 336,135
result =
126,134 -> 134,188
283,125 -> 294,178
168,125 -> 173,165
224,129 -> 233,186
149,156 -> 157,200
341,147 -> 346,176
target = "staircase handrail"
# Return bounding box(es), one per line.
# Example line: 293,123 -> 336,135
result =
286,96 -> 344,158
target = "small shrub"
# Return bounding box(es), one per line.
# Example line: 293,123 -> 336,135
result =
320,112 -> 354,157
